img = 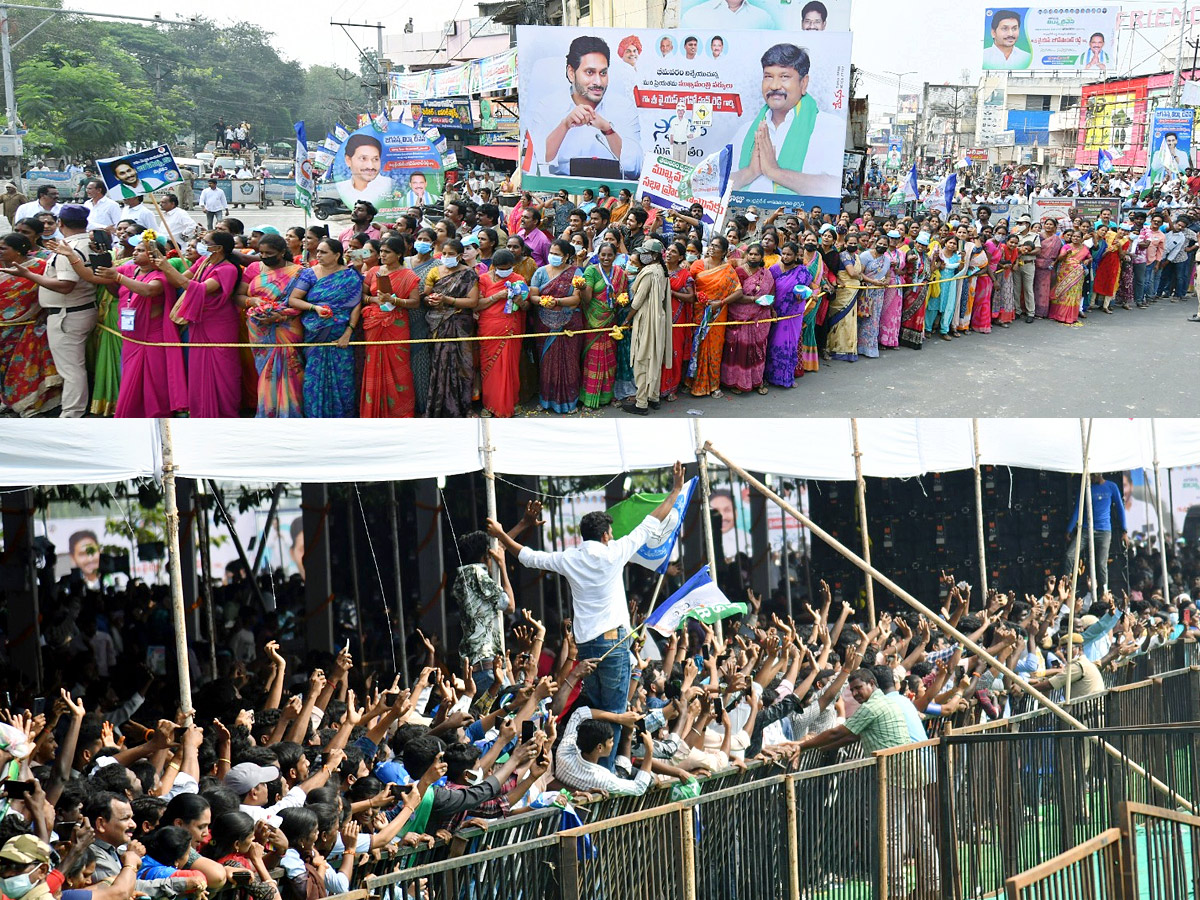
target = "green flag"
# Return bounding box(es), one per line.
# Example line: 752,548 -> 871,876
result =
679,601 -> 748,628
608,492 -> 668,539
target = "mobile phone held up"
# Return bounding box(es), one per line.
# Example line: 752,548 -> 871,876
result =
521,720 -> 536,744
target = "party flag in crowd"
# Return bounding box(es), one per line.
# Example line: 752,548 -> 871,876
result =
903,163 -> 919,203
645,565 -> 746,634
608,477 -> 697,573
1098,148 -> 1114,173
293,121 -> 313,212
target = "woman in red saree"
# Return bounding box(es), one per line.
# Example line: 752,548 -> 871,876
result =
661,241 -> 695,401
361,235 -> 420,417
0,233 -> 60,415
688,236 -> 741,398
476,249 -> 528,418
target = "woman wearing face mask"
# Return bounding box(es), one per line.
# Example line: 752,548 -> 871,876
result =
236,233 -> 304,417
896,232 -> 931,349
991,232 -> 1020,328
722,242 -> 773,396
579,241 -> 629,408
765,241 -> 807,378
687,235 -> 740,398
1050,230 -> 1090,325
626,238 -> 671,415
925,235 -> 962,342
423,238 -> 480,417
856,236 -> 892,359
661,241 -> 695,402
825,236 -> 863,360
965,234 -> 992,334
529,238 -> 584,414
476,249 -> 528,417
288,238 -> 363,417
360,234 -> 420,418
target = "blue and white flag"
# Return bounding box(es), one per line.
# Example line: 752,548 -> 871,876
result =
1134,170 -> 1151,195
645,566 -> 745,635
903,163 -> 919,203
610,477 -> 698,573
1067,168 -> 1084,182
934,172 -> 956,217
1098,149 -> 1114,174
293,122 -> 314,212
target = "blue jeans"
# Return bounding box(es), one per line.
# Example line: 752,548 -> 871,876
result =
1133,262 -> 1148,306
576,627 -> 633,771
1149,265 -> 1163,297
1168,260 -> 1191,299
472,660 -> 496,696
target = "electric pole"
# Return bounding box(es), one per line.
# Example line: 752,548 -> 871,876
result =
331,20 -> 388,111
1172,0 -> 1189,104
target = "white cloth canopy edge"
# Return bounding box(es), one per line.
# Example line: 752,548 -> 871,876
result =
0,419 -> 1197,486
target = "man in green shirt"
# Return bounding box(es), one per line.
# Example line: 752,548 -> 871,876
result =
789,667 -> 911,755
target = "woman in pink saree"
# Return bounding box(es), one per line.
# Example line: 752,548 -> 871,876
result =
157,230 -> 242,417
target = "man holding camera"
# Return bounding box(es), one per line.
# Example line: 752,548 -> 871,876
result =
0,204 -> 95,416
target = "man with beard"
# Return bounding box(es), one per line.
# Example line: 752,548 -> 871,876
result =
338,201 -> 381,243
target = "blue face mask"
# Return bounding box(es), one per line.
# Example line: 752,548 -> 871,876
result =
547,253 -> 564,267
414,240 -> 433,254
2,874 -> 38,898
442,256 -> 459,268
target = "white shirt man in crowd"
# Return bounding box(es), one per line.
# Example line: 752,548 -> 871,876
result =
15,185 -> 61,224
83,179 -> 122,233
199,179 -> 229,230
556,706 -> 655,795
488,460 -> 686,771
122,195 -> 158,231
158,193 -> 199,240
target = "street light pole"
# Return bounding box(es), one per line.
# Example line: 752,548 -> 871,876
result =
885,69 -> 916,161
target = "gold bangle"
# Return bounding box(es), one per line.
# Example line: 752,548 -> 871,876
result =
218,757 -> 231,764
167,761 -> 181,770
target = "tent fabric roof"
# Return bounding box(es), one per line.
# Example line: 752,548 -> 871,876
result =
0,419 -> 1197,486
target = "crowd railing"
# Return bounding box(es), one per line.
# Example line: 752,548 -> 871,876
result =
1002,827 -> 1125,900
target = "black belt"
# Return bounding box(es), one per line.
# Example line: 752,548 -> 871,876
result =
48,302 -> 97,314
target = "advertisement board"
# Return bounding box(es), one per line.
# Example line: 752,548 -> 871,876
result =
965,148 -> 989,162
679,0 -> 852,33
982,6 -> 1118,72
1081,90 -> 1143,165
1031,196 -> 1080,226
479,47 -> 519,93
516,25 -> 852,210
329,120 -> 446,221
414,100 -> 474,131
1148,107 -> 1195,181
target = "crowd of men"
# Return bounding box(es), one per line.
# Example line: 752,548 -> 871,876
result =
0,460 -> 1196,900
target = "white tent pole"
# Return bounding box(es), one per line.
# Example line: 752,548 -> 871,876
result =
692,420 -> 722,643
158,418 -> 194,725
1065,419 -> 1094,705
1151,421 -> 1172,601
1082,419 -> 1098,603
851,419 -> 876,628
972,419 -> 988,603
703,440 -> 1192,812
481,419 -> 505,657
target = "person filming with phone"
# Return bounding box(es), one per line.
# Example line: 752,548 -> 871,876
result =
487,460 -> 687,771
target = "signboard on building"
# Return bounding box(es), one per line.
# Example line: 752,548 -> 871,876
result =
983,7 -> 1118,72
414,100 -> 474,131
965,148 -> 989,162
516,25 -> 852,210
679,0 -> 852,32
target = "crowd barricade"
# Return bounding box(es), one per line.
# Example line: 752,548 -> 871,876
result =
1002,827 -> 1125,900
1118,800 -> 1200,899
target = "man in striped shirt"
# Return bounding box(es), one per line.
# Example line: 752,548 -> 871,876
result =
556,707 -> 654,795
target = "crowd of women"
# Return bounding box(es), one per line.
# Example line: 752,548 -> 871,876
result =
0,191 -> 1168,418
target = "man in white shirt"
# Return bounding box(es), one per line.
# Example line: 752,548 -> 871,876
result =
556,706 -> 654,794
333,133 -> 396,206
730,42 -> 841,198
226,754 -> 343,825
157,193 -> 199,241
198,179 -> 228,231
983,9 -> 1032,70
14,185 -> 61,225
121,195 -> 158,231
681,0 -> 772,29
83,179 -> 122,233
488,460 -> 685,770
526,35 -> 643,179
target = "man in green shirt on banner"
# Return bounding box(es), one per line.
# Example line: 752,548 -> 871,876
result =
730,42 -> 841,198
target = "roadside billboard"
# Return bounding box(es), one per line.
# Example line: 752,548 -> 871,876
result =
983,7 -> 1118,72
1148,106 -> 1195,181
516,25 -> 852,210
679,0 -> 852,32
329,120 -> 446,221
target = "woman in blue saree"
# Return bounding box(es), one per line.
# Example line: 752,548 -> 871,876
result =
287,237 -> 363,417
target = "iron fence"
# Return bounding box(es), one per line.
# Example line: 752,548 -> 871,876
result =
1119,800 -> 1200,900
1003,827 -> 1125,900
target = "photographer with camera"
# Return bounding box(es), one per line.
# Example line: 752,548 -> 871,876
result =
0,205 -> 96,417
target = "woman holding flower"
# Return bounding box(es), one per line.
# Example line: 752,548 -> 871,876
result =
579,241 -> 629,408
476,249 -> 528,418
423,238 -> 479,417
361,234 -> 420,417
529,238 -> 584,414
723,242 -> 774,395
235,233 -> 304,417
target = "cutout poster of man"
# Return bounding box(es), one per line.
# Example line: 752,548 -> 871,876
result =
518,25 -> 851,210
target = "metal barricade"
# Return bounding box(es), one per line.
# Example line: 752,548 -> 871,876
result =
1003,827 -> 1125,900
692,773 -> 790,900
791,757 -> 880,900
558,803 -> 691,900
1119,800 -> 1200,899
876,739 -> 942,900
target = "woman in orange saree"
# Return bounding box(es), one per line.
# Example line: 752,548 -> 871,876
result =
687,236 -> 742,398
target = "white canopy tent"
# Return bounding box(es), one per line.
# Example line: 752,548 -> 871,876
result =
1,418 -> 1198,485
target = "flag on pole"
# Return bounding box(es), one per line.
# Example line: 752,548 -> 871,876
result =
903,163 -> 919,203
1134,170 -> 1151,197
934,172 -> 956,217
608,477 -> 698,573
293,121 -> 314,213
1098,149 -> 1114,174
1067,168 -> 1083,182
645,566 -> 747,635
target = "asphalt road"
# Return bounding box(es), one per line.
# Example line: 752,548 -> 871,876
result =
183,208 -> 1199,418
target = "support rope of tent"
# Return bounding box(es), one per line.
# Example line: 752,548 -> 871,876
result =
353,482 -> 399,676
702,439 -> 1195,814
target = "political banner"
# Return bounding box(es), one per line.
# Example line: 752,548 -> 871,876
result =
517,25 -> 851,210
634,146 -> 733,226
293,121 -> 314,211
1030,196 -> 1077,227
965,148 -> 989,163
414,100 -> 474,131
678,0 -> 851,33
479,47 -> 519,93
389,70 -> 430,101
479,99 -> 519,136
1148,107 -> 1195,182
430,63 -> 479,99
982,7 -> 1118,72
96,145 -> 182,199
329,120 -> 446,222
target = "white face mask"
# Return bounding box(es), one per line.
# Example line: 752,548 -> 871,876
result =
442,256 -> 459,268
195,241 -> 209,256
494,267 -> 513,278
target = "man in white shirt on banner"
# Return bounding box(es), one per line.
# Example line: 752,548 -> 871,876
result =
487,460 -> 686,771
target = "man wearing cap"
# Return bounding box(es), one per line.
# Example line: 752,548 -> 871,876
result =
0,834 -> 69,900
1026,632 -> 1105,698
225,748 -> 345,824
1015,217 -> 1038,323
1,204 -> 96,417
1,182 -> 26,226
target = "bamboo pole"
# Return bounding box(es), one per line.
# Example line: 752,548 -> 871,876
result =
1083,419 -> 1098,602
703,441 -> 1194,813
972,419 -> 988,602
692,419 -> 722,643
481,419 -> 505,656
1065,419 -> 1094,704
850,419 -> 876,627
157,419 -> 194,724
1151,421 -> 1173,602
387,482 -> 411,688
